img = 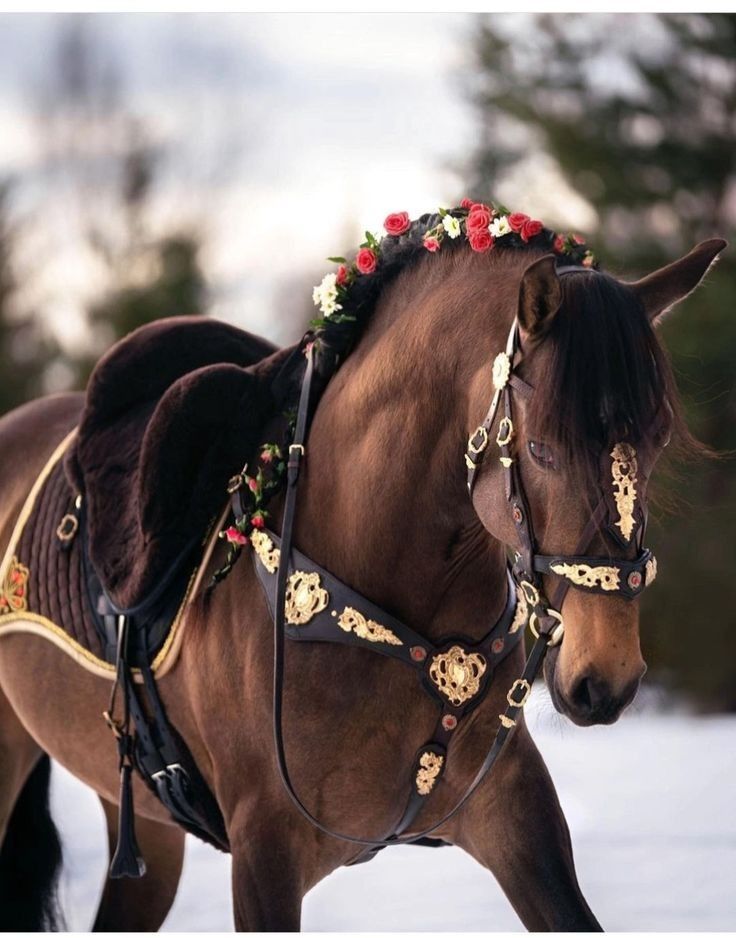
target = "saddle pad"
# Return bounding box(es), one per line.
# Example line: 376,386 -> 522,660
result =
0,432 -> 210,680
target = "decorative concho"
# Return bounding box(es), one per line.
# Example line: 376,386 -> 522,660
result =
335,606 -> 402,646
610,442 -> 638,542
429,645 -> 487,707
415,751 -> 444,796
284,571 -> 329,625
550,562 -> 621,592
492,352 -> 511,391
0,557 -> 29,614
251,531 -> 280,574
645,555 -> 657,586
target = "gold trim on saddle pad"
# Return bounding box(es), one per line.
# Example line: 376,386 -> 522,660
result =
0,428 -> 202,682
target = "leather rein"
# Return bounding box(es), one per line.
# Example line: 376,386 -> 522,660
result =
256,275 -> 657,860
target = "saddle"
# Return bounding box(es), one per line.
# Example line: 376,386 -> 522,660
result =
64,316 -> 286,611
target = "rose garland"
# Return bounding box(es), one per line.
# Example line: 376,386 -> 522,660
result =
212,199 -> 597,584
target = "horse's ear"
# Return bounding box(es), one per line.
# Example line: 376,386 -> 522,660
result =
629,238 -> 727,324
517,254 -> 562,338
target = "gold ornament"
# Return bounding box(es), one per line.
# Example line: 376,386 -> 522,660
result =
284,571 -> 329,625
492,352 -> 511,391
416,751 -> 444,795
336,607 -> 402,646
429,645 -> 487,706
0,557 -> 29,614
610,442 -> 638,541
550,562 -> 621,592
250,531 -> 280,574
645,555 -> 657,586
510,585 -> 529,634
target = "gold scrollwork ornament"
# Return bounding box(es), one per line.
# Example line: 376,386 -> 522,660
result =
429,645 -> 487,707
510,584 -> 529,634
284,571 -> 329,625
416,751 -> 444,796
250,531 -> 281,574
492,352 -> 511,391
335,607 -> 403,646
610,442 -> 638,541
550,562 -> 621,592
645,555 -> 657,586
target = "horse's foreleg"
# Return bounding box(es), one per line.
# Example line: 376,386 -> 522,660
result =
229,813 -> 304,932
93,797 -> 185,932
450,726 -> 602,932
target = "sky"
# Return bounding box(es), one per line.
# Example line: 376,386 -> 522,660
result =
0,13 -> 597,353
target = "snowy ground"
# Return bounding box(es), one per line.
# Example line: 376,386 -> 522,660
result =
51,689 -> 736,932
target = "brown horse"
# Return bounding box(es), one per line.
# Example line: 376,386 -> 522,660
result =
0,232 -> 725,931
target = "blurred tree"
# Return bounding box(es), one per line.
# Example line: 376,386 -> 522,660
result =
35,16 -> 208,385
468,13 -> 736,710
0,180 -> 59,413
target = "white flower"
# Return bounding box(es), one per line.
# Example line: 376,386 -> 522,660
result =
442,215 -> 462,239
312,272 -> 342,317
489,215 -> 512,238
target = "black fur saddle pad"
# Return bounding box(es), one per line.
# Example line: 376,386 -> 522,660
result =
64,316 -> 290,609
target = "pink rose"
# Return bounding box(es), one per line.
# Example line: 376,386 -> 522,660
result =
466,206 -> 492,233
423,236 -> 441,252
384,212 -> 411,236
251,515 -> 265,530
553,234 -> 566,253
223,526 -> 247,546
460,198 -> 474,210
520,219 -> 543,242
468,230 -> 494,253
336,264 -> 349,286
508,213 -> 530,233
572,234 -> 585,244
355,248 -> 377,274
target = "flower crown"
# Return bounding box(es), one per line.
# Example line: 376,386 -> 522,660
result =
311,199 -> 597,329
213,199 -> 597,581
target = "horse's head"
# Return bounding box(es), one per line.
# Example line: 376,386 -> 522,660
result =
470,240 -> 726,726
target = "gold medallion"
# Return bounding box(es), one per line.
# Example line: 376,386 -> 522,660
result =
284,571 -> 329,625
429,645 -> 487,707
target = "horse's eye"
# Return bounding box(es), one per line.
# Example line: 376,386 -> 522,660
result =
528,440 -> 557,469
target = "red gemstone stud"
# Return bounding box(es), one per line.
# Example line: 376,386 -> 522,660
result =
410,646 -> 427,663
491,638 -> 505,654
442,714 -> 458,731
627,571 -> 642,590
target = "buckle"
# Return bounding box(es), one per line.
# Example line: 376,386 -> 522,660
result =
496,417 -> 514,447
289,444 -> 305,456
529,609 -> 564,647
467,426 -> 489,456
506,678 -> 532,708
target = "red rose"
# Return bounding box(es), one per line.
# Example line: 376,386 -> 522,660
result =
261,449 -> 273,463
508,212 -> 530,233
460,198 -> 473,210
466,205 -> 492,233
248,478 -> 259,492
355,247 -> 377,274
553,234 -> 566,253
223,526 -> 247,546
423,236 -> 441,252
520,219 -> 543,242
251,515 -> 265,530
468,230 -> 494,253
384,212 -> 411,236
336,264 -> 349,286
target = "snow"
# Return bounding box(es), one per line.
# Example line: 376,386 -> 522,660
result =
50,690 -> 736,932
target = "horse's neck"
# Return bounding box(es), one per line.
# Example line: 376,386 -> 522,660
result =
295,260 -> 512,643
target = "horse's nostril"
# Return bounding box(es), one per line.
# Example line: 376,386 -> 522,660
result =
570,673 -> 608,717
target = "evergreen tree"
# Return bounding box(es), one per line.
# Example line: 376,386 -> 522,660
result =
468,13 -> 736,710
